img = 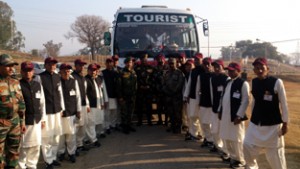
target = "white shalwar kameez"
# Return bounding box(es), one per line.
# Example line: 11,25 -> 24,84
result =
209,77 -> 230,152
58,79 -> 82,156
183,74 -> 202,138
18,84 -> 46,169
198,74 -> 213,142
85,79 -> 100,143
75,80 -> 90,148
244,79 -> 288,169
36,75 -> 65,165
219,79 -> 249,164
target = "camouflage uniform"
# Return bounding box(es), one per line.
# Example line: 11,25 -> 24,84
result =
0,54 -> 25,168
162,59 -> 185,133
116,66 -> 137,132
152,64 -> 168,125
134,63 -> 155,125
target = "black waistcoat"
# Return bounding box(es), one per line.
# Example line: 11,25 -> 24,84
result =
61,78 -> 77,117
211,73 -> 229,113
102,69 -> 118,98
72,71 -> 87,106
85,75 -> 97,108
39,71 -> 62,114
251,76 -> 282,126
189,66 -> 205,99
199,72 -> 212,107
228,77 -> 247,122
20,79 -> 42,125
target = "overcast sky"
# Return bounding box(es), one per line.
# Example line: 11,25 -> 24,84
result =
5,0 -> 300,58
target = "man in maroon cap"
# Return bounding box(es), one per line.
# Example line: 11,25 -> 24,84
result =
153,54 -> 168,125
209,59 -> 230,155
19,61 -> 46,169
102,58 -> 119,133
112,55 -> 122,73
183,53 -> 205,141
243,58 -> 288,169
197,57 -> 214,147
57,63 -> 81,163
38,57 -> 64,168
94,63 -> 108,139
85,64 -> 101,147
71,59 -> 90,154
219,62 -> 249,168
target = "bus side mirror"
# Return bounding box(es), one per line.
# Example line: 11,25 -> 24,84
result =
104,32 -> 111,46
203,21 -> 209,37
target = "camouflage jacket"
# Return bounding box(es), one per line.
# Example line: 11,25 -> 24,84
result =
162,69 -> 185,97
134,64 -> 155,92
0,75 -> 26,119
116,68 -> 137,98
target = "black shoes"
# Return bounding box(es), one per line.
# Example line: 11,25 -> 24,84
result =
52,160 -> 61,166
69,154 -> 76,163
230,160 -> 245,168
45,163 -> 53,169
58,153 -> 65,161
92,141 -> 101,147
200,139 -> 214,148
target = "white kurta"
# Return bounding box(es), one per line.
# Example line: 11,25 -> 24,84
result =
244,79 -> 288,148
219,79 -> 249,142
21,82 -> 46,148
183,73 -> 202,137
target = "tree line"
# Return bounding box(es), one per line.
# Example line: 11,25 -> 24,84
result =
0,1 -> 298,64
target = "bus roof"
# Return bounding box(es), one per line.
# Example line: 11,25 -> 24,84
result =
115,6 -> 194,15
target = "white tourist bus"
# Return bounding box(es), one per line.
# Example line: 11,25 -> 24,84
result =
104,5 -> 208,67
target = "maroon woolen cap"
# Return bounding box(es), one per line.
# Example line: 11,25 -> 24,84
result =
225,62 -> 241,71
44,57 -> 58,64
193,52 -> 203,59
179,52 -> 186,58
252,57 -> 267,66
96,63 -> 101,69
212,59 -> 224,67
203,57 -> 212,64
59,63 -> 72,70
112,55 -> 119,61
88,63 -> 98,70
106,58 -> 113,63
185,59 -> 194,65
74,59 -> 87,65
21,61 -> 34,71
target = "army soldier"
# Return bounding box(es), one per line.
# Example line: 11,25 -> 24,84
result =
0,54 -> 25,169
135,54 -> 155,126
153,54 -> 168,125
19,61 -> 46,169
38,57 -> 64,169
163,58 -> 185,134
116,57 -> 137,134
71,59 -> 90,154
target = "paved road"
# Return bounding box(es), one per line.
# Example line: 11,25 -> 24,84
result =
37,124 -> 230,169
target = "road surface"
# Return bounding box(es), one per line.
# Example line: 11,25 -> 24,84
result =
37,124 -> 231,169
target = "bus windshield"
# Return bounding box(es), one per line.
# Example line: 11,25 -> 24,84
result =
113,13 -> 199,58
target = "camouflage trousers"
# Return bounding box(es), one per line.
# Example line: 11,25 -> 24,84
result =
0,116 -> 21,169
165,96 -> 183,132
120,96 -> 136,126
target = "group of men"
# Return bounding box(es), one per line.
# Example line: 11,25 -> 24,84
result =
180,54 -> 289,169
0,52 -> 289,169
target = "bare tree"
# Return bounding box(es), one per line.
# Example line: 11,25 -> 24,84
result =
65,15 -> 110,61
43,40 -> 62,57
